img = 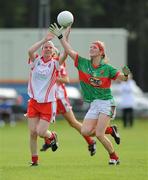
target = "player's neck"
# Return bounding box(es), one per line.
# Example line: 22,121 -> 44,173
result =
43,55 -> 52,62
92,56 -> 101,66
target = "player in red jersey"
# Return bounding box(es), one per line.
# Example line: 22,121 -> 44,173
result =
26,31 -> 67,166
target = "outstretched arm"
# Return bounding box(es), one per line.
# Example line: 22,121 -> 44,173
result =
56,75 -> 70,84
58,26 -> 70,65
49,23 -> 77,62
60,35 -> 77,61
116,66 -> 131,81
28,32 -> 54,61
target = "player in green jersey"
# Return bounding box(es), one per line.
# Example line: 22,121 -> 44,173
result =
49,23 -> 130,165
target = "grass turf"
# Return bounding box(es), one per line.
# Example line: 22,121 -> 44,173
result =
0,118 -> 148,180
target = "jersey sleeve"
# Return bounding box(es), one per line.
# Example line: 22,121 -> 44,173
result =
74,55 -> 88,71
28,54 -> 39,64
28,54 -> 39,69
74,53 -> 79,67
109,65 -> 120,80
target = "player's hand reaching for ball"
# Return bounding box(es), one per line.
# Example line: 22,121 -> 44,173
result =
49,23 -> 63,39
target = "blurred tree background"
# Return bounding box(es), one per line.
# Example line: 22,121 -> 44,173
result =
0,0 -> 148,91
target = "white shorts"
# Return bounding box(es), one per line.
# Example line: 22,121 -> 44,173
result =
84,99 -> 116,120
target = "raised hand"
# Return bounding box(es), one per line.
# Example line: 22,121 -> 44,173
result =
122,65 -> 130,76
49,23 -> 63,38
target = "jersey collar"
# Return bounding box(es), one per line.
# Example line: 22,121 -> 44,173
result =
41,56 -> 52,63
91,58 -> 105,68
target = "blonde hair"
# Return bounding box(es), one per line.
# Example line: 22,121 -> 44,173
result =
103,55 -> 109,64
41,40 -> 55,49
52,47 -> 60,58
47,41 -> 55,47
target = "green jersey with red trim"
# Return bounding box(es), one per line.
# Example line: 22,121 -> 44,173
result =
74,54 -> 120,102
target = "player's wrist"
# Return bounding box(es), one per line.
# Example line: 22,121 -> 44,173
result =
42,38 -> 47,44
58,34 -> 63,39
124,74 -> 128,77
124,74 -> 128,81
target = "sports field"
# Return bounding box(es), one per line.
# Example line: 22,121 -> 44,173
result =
0,118 -> 147,180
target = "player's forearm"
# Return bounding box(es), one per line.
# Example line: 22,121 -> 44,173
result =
59,28 -> 70,65
57,76 -> 70,83
28,38 -> 46,56
59,51 -> 68,65
59,37 -> 77,61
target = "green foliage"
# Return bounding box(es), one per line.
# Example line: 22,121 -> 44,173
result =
0,0 -> 147,29
0,0 -> 148,90
51,0 -> 105,27
0,1 -> 27,27
0,119 -> 148,180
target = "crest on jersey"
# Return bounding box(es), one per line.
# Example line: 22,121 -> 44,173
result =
89,76 -> 102,87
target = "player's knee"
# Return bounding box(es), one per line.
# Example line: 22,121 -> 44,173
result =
30,129 -> 37,137
36,128 -> 46,137
96,131 -> 104,141
81,127 -> 92,136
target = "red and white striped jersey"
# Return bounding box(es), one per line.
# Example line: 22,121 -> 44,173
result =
28,55 -> 59,103
56,64 -> 68,99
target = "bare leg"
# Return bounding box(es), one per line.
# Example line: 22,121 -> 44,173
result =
63,110 -> 96,155
63,110 -> 82,132
95,113 -> 114,154
95,115 -> 120,165
37,119 -> 58,152
36,119 -> 51,138
81,119 -> 97,136
28,117 -> 40,165
28,117 -> 39,156
63,110 -> 95,144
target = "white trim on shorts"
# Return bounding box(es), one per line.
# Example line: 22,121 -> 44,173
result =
51,101 -> 57,122
60,98 -> 72,113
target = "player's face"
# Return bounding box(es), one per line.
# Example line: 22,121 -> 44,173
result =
42,43 -> 54,56
89,43 -> 100,58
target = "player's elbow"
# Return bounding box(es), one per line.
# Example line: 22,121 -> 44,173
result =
28,48 -> 33,57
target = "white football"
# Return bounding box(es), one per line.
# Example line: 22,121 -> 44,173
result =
57,11 -> 74,28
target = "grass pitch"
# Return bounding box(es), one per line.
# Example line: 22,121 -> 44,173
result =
0,118 -> 148,180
